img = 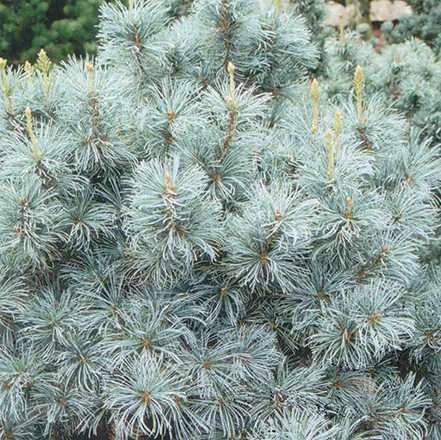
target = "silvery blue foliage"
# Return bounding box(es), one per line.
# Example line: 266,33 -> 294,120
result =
0,1 -> 440,440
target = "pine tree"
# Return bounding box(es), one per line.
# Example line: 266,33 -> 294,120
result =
0,1 -> 441,440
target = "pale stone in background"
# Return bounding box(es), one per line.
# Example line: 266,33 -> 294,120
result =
370,0 -> 412,21
324,1 -> 355,27
324,0 -> 412,26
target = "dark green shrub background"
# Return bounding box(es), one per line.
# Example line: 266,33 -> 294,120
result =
0,0 -> 111,63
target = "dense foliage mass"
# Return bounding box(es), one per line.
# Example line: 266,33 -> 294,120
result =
0,1 -> 440,440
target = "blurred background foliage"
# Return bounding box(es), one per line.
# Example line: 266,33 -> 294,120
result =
383,0 -> 441,55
